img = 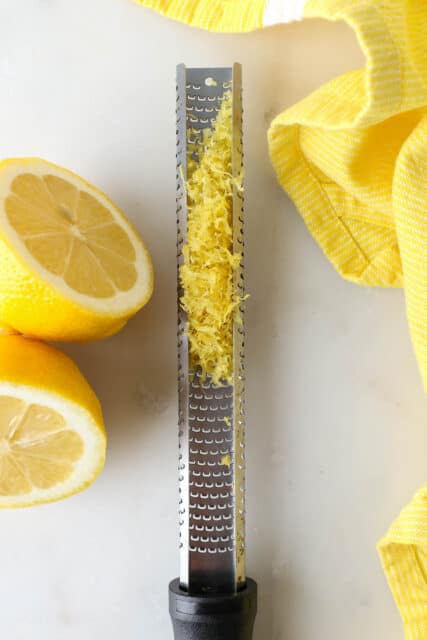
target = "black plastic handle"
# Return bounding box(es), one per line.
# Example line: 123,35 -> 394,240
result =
169,578 -> 257,640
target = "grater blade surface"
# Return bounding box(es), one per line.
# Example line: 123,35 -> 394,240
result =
176,64 -> 245,595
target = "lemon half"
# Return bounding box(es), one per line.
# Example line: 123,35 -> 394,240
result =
0,158 -> 153,341
0,335 -> 105,507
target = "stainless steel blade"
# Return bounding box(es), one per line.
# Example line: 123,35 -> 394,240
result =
176,63 -> 245,595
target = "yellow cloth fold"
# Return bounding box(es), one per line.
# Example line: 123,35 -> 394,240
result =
135,0 -> 427,635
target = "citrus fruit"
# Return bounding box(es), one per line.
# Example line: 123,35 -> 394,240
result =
0,158 -> 153,341
0,335 -> 105,507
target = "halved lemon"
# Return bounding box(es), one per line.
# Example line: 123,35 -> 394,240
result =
0,335 -> 105,507
0,158 -> 153,341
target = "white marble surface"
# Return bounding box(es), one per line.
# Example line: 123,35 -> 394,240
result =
0,2 -> 425,638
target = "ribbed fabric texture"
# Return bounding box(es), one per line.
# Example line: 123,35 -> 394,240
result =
133,0 -> 265,31
135,0 -> 427,636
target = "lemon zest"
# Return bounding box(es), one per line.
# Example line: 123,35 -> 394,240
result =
220,454 -> 232,468
180,92 -> 245,386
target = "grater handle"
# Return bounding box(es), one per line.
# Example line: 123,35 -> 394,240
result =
169,578 -> 257,640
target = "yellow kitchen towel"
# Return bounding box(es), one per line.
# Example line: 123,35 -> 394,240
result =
135,0 -> 427,636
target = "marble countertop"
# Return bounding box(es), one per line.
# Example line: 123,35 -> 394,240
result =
0,1 -> 424,638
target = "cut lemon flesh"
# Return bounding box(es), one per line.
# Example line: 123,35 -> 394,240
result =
0,398 -> 83,494
0,335 -> 105,507
0,158 -> 153,341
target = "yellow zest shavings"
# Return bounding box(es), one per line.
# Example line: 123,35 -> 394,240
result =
179,91 -> 245,386
223,416 -> 231,427
220,454 -> 232,468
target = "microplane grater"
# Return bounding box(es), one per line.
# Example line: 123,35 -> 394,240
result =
169,64 -> 257,640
